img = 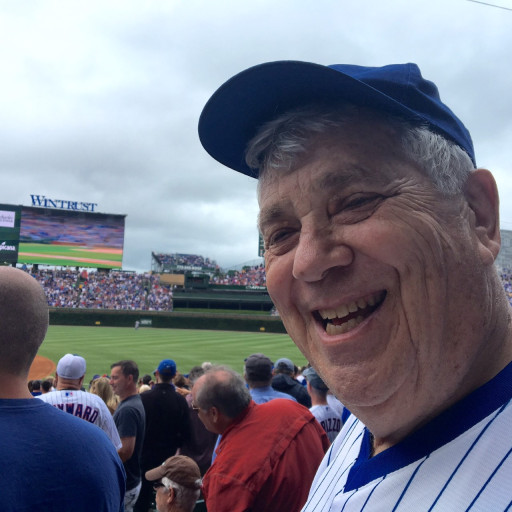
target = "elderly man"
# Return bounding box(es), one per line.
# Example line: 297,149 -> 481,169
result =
144,455 -> 202,512
0,267 -> 125,510
193,366 -> 328,512
198,62 -> 512,510
39,353 -> 121,448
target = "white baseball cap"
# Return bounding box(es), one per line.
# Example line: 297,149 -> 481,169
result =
56,354 -> 86,380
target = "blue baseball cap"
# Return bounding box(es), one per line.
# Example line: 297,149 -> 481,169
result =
155,359 -> 177,377
198,60 -> 476,177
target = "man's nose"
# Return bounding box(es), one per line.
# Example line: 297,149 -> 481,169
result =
292,227 -> 354,282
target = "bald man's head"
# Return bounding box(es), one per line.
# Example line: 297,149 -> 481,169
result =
0,267 -> 48,377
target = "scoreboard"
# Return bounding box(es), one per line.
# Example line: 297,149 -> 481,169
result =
0,203 -> 125,269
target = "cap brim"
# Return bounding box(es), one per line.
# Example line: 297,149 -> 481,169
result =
198,60 -> 427,177
145,465 -> 165,482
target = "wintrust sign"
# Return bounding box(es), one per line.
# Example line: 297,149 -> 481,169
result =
30,195 -> 98,212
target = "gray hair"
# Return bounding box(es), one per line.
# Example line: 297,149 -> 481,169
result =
162,476 -> 201,511
195,365 -> 251,418
245,103 -> 475,197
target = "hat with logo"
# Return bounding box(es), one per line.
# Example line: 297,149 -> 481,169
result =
274,357 -> 294,374
155,359 -> 177,377
198,61 -> 475,177
56,354 -> 86,380
303,366 -> 329,391
244,353 -> 273,381
145,455 -> 202,490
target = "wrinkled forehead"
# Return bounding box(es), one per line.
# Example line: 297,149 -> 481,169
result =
256,120 -> 409,204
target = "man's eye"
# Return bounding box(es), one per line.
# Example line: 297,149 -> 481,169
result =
265,229 -> 297,249
344,194 -> 381,210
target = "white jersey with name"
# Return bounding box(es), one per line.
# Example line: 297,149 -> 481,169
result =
302,361 -> 512,512
38,390 -> 121,449
310,404 -> 342,443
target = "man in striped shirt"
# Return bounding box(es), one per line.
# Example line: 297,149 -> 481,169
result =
198,61 -> 512,510
39,353 -> 121,449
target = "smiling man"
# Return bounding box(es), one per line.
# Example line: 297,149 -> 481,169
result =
198,62 -> 512,510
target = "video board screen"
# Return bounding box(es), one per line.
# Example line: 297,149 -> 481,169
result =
18,206 -> 125,268
0,204 -> 21,264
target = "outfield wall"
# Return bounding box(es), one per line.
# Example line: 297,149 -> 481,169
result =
49,308 -> 287,333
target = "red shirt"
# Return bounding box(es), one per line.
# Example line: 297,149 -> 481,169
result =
202,399 -> 329,512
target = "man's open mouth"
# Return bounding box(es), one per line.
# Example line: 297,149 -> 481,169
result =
316,291 -> 386,335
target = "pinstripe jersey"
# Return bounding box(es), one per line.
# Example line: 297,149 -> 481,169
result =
302,361 -> 512,512
38,389 -> 122,450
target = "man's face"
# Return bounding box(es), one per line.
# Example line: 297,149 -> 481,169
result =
154,483 -> 169,512
191,376 -> 219,434
259,120 -> 492,428
110,366 -> 131,399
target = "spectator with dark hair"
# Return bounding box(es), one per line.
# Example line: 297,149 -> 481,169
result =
193,366 -> 329,512
31,379 -> 42,396
244,353 -> 297,403
111,359 -> 146,512
134,359 -> 191,512
0,266 -> 125,510
41,378 -> 54,394
303,367 -> 342,443
271,358 -> 311,407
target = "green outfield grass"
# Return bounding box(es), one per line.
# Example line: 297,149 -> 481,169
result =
18,242 -> 122,268
39,325 -> 306,383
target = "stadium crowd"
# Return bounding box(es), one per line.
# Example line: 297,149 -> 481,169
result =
27,352 -> 340,512
22,263 -> 512,311
25,267 -> 175,311
153,253 -> 218,270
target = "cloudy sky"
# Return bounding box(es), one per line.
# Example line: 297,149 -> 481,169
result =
1,0 -> 511,272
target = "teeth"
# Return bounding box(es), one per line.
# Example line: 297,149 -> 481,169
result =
326,316 -> 365,335
348,301 -> 358,313
319,292 -> 384,321
334,304 -> 348,318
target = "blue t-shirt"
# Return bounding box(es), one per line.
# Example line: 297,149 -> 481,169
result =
0,398 -> 125,511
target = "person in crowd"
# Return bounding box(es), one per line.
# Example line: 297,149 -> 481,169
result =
39,354 -> 121,448
30,379 -> 42,396
210,353 -> 299,465
303,367 -> 342,443
41,377 -> 54,394
134,359 -> 191,512
144,455 -> 202,512
198,59 -> 512,510
192,365 -> 329,512
110,359 -> 146,511
271,357 -> 311,407
179,366 -> 218,476
244,353 -> 297,403
0,266 -> 125,510
90,376 -> 119,415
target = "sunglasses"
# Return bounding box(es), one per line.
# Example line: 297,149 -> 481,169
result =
153,481 -> 167,491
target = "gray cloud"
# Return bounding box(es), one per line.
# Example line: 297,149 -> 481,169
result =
1,0 -> 511,271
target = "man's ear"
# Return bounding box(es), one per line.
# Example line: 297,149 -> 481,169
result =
167,487 -> 176,505
464,168 -> 501,265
